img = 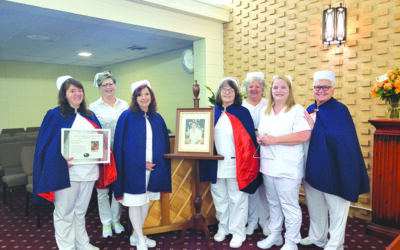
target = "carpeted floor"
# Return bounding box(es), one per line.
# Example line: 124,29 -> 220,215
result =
0,185 -> 391,249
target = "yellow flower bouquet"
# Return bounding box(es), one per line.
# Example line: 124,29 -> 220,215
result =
371,68 -> 400,119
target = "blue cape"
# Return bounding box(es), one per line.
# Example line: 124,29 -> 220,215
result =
306,98 -> 370,202
33,106 -> 102,204
199,105 -> 262,194
113,110 -> 171,200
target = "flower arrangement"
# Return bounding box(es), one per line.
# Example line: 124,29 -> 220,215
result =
371,68 -> 400,119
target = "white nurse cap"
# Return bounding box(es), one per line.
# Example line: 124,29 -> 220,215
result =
56,75 -> 72,90
131,80 -> 151,94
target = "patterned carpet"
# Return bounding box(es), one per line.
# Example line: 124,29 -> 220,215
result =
0,185 -> 391,249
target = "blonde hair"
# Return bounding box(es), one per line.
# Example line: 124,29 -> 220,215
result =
266,75 -> 296,114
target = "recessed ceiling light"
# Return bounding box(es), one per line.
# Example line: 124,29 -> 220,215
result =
78,52 -> 92,57
26,34 -> 49,41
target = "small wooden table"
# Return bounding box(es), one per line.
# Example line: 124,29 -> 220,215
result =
164,153 -> 223,250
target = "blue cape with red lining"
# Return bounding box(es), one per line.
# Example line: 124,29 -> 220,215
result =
112,110 -> 171,200
199,105 -> 262,194
33,106 -> 117,205
306,98 -> 370,202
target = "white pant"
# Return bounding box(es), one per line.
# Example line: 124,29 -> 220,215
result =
211,178 -> 248,241
303,181 -> 350,250
248,183 -> 270,229
96,188 -> 122,226
263,174 -> 302,244
54,181 -> 95,250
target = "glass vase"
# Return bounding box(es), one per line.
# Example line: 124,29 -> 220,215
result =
387,100 -> 400,119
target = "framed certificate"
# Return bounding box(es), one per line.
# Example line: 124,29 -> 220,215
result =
61,128 -> 111,164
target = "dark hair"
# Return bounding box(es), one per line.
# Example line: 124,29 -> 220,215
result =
215,79 -> 242,107
58,78 -> 92,118
129,85 -> 157,114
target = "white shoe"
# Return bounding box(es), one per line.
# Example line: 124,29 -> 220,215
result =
262,226 -> 271,236
229,234 -> 244,248
214,230 -> 227,242
137,242 -> 148,250
130,235 -> 156,248
112,221 -> 125,234
246,225 -> 257,235
102,224 -> 112,238
257,235 -> 283,249
88,244 -> 100,250
299,237 -> 313,246
281,243 -> 298,250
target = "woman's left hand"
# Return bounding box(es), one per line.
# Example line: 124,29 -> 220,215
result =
146,161 -> 156,171
257,134 -> 276,146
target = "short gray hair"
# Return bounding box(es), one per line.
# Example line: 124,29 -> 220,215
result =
242,75 -> 266,95
94,71 -> 116,87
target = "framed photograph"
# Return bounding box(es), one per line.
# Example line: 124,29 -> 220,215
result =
61,128 -> 111,164
174,108 -> 215,156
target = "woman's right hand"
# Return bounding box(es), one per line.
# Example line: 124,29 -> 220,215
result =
66,157 -> 74,168
146,161 -> 156,171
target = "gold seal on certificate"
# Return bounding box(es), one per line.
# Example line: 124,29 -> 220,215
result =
61,128 -> 111,164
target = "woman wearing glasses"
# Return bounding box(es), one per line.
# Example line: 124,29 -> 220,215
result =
89,71 -> 128,238
256,75 -> 312,250
200,77 -> 260,248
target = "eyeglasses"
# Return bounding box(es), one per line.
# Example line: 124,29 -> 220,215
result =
221,88 -> 235,93
100,83 -> 114,88
313,85 -> 332,91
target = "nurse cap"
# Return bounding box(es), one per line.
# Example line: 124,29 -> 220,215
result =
56,75 -> 72,90
131,80 -> 151,94
246,72 -> 264,80
313,70 -> 335,86
219,77 -> 239,88
272,75 -> 293,85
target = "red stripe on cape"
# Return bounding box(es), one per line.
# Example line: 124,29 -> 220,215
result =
226,113 -> 259,190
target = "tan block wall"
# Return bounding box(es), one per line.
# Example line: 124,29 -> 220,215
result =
223,0 -> 400,220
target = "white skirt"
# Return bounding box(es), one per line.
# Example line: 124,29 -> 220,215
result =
120,170 -> 160,207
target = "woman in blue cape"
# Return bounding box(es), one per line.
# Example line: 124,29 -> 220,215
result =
200,77 -> 261,249
113,80 -> 171,250
33,76 -> 116,250
300,70 -> 370,250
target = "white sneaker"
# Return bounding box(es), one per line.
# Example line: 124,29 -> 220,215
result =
262,226 -> 271,236
229,234 -> 244,248
281,243 -> 298,250
137,242 -> 148,250
257,234 -> 283,249
130,235 -> 156,248
214,230 -> 227,242
246,225 -> 257,235
102,224 -> 112,238
112,221 -> 125,234
299,237 -> 313,246
88,244 -> 100,250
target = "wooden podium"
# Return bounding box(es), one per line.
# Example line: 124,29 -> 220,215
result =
367,120 -> 400,240
164,80 -> 222,250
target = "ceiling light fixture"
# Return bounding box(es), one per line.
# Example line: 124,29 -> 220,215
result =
78,52 -> 92,57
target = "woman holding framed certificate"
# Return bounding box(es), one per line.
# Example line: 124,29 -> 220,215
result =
113,80 -> 171,250
33,76 -> 117,250
89,71 -> 128,238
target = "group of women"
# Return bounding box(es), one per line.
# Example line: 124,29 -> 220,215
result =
33,70 -> 311,250
33,72 -> 170,250
200,73 -> 312,250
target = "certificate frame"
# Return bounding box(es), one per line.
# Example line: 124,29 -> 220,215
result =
61,128 -> 111,164
174,108 -> 214,156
